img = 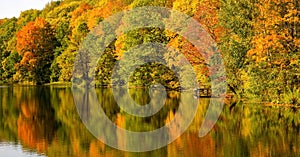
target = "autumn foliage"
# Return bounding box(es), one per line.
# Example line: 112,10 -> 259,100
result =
0,0 -> 298,100
16,18 -> 56,84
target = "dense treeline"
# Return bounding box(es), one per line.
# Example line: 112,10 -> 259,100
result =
0,0 -> 299,104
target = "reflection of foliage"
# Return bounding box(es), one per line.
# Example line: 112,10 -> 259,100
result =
216,102 -> 300,156
1,87 -> 300,156
119,88 -> 180,132
0,87 -> 19,142
96,88 -> 120,120
17,87 -> 56,153
0,87 -> 57,154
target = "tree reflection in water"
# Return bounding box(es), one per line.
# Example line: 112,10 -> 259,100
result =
0,86 -> 300,156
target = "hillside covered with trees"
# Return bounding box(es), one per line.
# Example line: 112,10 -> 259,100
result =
0,0 -> 299,104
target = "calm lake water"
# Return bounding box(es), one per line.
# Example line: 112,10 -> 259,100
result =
0,86 -> 300,156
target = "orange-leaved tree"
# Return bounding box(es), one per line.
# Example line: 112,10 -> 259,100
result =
16,18 -> 57,84
248,0 -> 300,63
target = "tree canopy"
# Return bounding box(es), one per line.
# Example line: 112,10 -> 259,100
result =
0,0 -> 299,103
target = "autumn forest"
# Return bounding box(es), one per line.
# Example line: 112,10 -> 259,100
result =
0,0 -> 299,105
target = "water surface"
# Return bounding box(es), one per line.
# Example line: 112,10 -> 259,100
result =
0,86 -> 299,156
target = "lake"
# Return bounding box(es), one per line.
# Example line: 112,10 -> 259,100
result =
0,86 -> 299,156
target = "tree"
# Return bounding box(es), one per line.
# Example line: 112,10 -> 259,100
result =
1,52 -> 21,81
45,1 -> 81,27
0,18 -> 18,82
114,26 -> 178,88
86,0 -> 126,30
56,45 -> 77,82
16,18 -> 57,84
51,22 -> 72,82
166,0 -> 223,87
172,0 -> 200,16
95,42 -> 117,86
17,9 -> 40,30
246,0 -> 300,100
41,1 -> 80,82
218,0 -> 257,96
129,0 -> 174,8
